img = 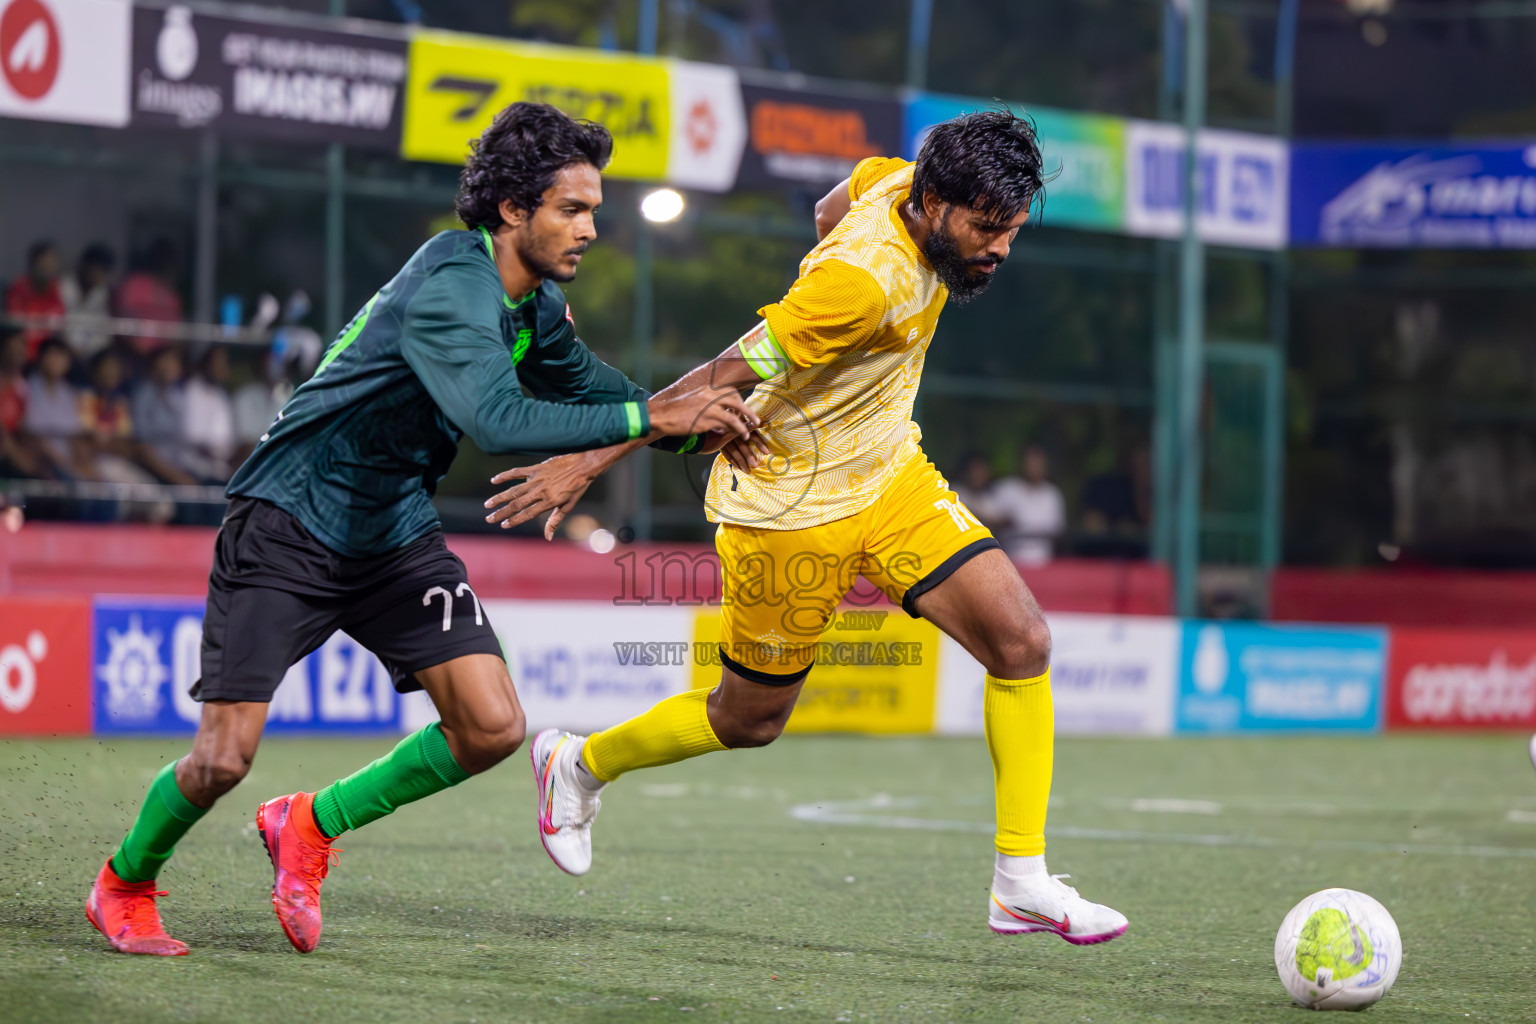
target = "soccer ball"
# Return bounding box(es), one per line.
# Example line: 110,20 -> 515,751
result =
1274,888 -> 1401,1010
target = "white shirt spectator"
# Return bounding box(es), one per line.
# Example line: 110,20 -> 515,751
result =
990,476 -> 1065,566
59,275 -> 112,358
232,381 -> 284,445
183,374 -> 235,480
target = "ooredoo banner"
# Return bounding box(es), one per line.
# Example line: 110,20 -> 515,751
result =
0,595 -> 91,736
0,0 -> 129,127
1385,628 -> 1536,730
129,4 -> 406,148
735,77 -> 902,190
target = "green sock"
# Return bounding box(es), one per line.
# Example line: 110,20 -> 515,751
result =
111,760 -> 209,883
311,722 -> 471,838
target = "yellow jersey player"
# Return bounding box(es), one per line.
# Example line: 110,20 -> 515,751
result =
487,109 -> 1127,945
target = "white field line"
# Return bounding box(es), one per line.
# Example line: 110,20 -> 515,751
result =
1130,798 -> 1223,815
788,798 -> 1536,860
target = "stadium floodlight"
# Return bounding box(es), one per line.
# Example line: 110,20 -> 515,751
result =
640,188 -> 686,224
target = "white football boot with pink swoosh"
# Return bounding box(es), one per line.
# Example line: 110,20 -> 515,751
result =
531,728 -> 604,876
989,867 -> 1128,946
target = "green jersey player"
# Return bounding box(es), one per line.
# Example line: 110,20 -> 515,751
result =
86,102 -> 755,957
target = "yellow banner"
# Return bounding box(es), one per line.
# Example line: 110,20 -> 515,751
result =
691,607 -> 939,734
403,32 -> 669,179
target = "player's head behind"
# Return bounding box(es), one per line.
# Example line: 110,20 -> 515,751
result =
911,108 -> 1046,305
455,102 -> 614,284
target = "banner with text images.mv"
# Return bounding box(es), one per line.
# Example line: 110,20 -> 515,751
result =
1290,142 -> 1536,249
1176,621 -> 1385,734
129,4 -> 405,148
92,597 -> 403,734
905,94 -> 1126,233
403,31 -> 669,180
735,78 -> 902,191
0,0 -> 128,127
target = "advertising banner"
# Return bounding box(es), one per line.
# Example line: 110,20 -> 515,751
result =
904,94 -> 1126,232
92,597 -> 401,734
128,4 -> 405,148
0,0 -> 128,127
1290,142 -> 1536,249
735,78 -> 902,190
403,31 -> 669,179
1176,621 -> 1385,734
665,60 -> 746,193
481,600 -> 693,735
0,595 -> 91,735
1125,121 -> 1289,250
692,606 -> 939,733
935,613 -> 1177,735
1385,628 -> 1536,730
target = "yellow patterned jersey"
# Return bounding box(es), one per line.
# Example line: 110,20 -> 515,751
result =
706,156 -> 949,530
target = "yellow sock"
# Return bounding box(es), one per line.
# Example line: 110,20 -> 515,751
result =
582,687 -> 727,782
984,670 -> 1054,857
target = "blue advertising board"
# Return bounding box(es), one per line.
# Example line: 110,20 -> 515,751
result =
93,597 -> 403,734
1176,621 -> 1386,734
1291,142 -> 1536,248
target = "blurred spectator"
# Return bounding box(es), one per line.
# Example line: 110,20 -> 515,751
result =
183,345 -> 235,482
952,451 -> 1000,527
990,444 -> 1065,566
74,349 -> 157,485
5,241 -> 65,360
60,243 -> 116,359
1079,446 -> 1152,558
0,328 -> 41,477
22,337 -> 88,478
113,238 -> 183,360
232,356 -> 286,464
130,346 -> 196,485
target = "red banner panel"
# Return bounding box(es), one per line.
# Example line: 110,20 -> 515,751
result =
0,596 -> 91,735
1386,627 -> 1536,730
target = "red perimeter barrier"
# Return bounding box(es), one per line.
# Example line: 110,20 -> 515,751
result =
0,522 -> 1171,614
0,595 -> 91,736
1386,627 -> 1536,730
1271,567 -> 1536,628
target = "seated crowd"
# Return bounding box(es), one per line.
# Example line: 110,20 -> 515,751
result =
1,239 -> 295,492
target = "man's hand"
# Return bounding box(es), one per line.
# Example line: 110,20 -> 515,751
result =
648,386 -> 757,439
698,427 -> 770,473
484,451 -> 603,540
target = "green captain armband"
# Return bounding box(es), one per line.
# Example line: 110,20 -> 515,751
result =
736,320 -> 790,379
623,401 -> 646,440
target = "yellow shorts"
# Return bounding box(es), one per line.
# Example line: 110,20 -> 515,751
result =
714,451 -> 997,682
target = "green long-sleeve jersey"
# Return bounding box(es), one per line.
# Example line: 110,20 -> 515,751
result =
228,226 -> 651,557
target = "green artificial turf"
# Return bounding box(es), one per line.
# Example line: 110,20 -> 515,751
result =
2,734 -> 1532,1023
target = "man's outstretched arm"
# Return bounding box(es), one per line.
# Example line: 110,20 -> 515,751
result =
483,327 -> 778,538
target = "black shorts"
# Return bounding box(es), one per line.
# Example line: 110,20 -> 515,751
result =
192,497 -> 504,703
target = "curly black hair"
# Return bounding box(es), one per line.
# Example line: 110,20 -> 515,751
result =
455,102 -> 614,231
911,108 -> 1048,224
